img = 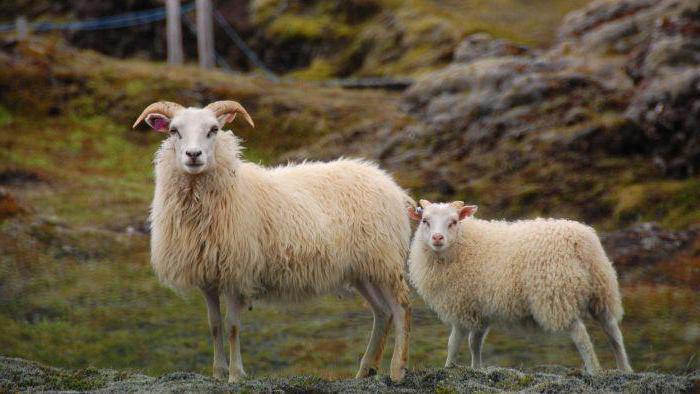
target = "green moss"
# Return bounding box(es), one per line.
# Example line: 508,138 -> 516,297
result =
265,14 -> 353,42
612,180 -> 700,228
290,58 -> 338,80
0,105 -> 12,127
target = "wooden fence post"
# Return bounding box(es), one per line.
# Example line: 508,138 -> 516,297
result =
166,0 -> 184,65
196,0 -> 215,69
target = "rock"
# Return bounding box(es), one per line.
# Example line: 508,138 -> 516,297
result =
601,222 -> 699,268
453,33 -> 529,64
626,68 -> 700,177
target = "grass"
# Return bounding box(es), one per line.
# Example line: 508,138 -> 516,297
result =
0,38 -> 697,380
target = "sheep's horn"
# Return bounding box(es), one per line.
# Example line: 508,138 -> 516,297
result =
451,201 -> 465,209
132,101 -> 185,129
205,100 -> 255,128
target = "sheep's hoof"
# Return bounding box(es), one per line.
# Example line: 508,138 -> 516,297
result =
212,366 -> 228,381
355,367 -> 378,379
389,367 -> 406,383
228,370 -> 247,383
445,362 -> 464,369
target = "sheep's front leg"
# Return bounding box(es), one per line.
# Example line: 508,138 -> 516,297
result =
445,324 -> 466,368
223,290 -> 247,382
202,287 -> 228,380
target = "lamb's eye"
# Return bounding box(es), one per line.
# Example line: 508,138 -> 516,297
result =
422,219 -> 430,227
449,220 -> 457,227
169,128 -> 180,138
207,126 -> 218,137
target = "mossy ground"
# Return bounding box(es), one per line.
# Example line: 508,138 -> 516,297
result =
0,39 -> 698,382
1,356 -> 696,393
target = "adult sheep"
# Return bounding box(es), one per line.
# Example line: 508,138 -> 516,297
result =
407,200 -> 632,373
133,100 -> 412,382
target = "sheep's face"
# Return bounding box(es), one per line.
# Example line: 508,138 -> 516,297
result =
147,108 -> 225,175
136,100 -> 254,175
408,200 -> 477,253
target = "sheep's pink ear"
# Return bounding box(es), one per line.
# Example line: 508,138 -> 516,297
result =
459,205 -> 478,220
145,113 -> 170,133
217,113 -> 236,126
408,206 -> 422,221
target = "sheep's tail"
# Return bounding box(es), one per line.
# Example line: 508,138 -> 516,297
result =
581,230 -> 624,322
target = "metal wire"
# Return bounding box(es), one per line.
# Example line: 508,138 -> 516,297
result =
0,3 -> 195,33
213,10 -> 278,81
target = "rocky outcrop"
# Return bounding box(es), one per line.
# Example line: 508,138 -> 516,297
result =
289,0 -> 699,228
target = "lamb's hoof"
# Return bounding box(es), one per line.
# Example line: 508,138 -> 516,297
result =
355,367 -> 378,379
390,367 -> 407,383
213,366 -> 228,381
228,370 -> 247,383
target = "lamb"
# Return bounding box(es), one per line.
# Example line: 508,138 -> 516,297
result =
407,200 -> 632,373
133,100 -> 412,382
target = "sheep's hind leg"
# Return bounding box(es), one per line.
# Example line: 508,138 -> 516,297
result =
445,324 -> 466,368
468,327 -> 489,369
596,313 -> 633,372
223,290 -> 247,382
379,285 -> 410,382
569,318 -> 601,374
354,280 -> 392,378
201,287 -> 228,380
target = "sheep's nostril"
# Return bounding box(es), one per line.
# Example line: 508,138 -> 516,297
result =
186,150 -> 202,158
432,234 -> 444,242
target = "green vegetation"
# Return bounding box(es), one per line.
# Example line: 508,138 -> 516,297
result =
251,0 -> 593,78
0,37 -> 697,382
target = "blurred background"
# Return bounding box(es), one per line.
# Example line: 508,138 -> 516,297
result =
0,0 -> 698,379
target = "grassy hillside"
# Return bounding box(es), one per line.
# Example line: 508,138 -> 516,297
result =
0,36 -> 698,381
1,0 -> 593,78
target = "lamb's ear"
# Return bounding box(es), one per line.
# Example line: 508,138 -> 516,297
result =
459,205 -> 478,220
145,113 -> 170,133
408,206 -> 422,221
419,199 -> 432,208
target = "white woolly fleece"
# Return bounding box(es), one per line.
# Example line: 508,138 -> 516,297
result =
150,131 -> 413,305
408,217 -> 624,332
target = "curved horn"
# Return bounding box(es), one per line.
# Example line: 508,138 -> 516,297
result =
132,101 -> 185,129
205,100 -> 255,128
451,201 -> 465,210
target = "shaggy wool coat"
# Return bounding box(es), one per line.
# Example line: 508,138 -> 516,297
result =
409,217 -> 623,331
150,132 -> 412,303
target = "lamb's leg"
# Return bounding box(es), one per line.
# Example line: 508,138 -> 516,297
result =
223,290 -> 247,382
379,285 -> 410,382
468,327 -> 488,369
354,280 -> 391,378
201,287 -> 228,380
445,324 -> 466,368
569,319 -> 601,374
597,314 -> 633,372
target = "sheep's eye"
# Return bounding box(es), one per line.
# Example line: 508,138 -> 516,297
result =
207,126 -> 218,137
449,220 -> 458,228
169,128 -> 180,138
422,219 -> 429,227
